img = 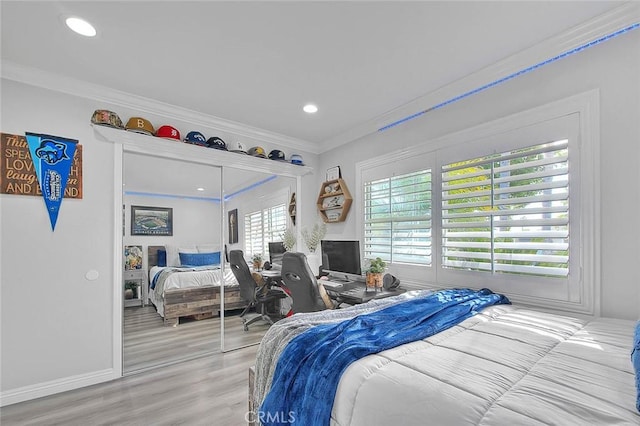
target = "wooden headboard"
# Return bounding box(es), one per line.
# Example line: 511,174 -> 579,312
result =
147,245 -> 164,273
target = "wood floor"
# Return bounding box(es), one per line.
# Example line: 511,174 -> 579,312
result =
2,306 -> 275,425
124,305 -> 268,373
1,345 -> 258,425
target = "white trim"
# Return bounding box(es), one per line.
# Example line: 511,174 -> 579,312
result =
324,3 -> 638,151
0,368 -> 117,407
113,143 -> 124,379
356,90 -> 600,315
579,88 -> 601,317
220,169 -> 227,352
1,61 -> 319,154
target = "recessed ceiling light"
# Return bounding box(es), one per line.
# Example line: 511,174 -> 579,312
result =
197,187 -> 205,192
303,104 -> 318,114
65,17 -> 97,37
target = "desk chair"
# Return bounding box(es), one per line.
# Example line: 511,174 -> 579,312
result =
229,250 -> 286,331
281,252 -> 333,314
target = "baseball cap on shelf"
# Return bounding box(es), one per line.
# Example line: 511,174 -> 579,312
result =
248,146 -> 267,158
184,131 -> 207,146
206,137 -> 227,150
125,117 -> 155,136
290,154 -> 304,165
91,109 -> 124,129
228,141 -> 248,154
268,149 -> 286,161
156,125 -> 181,140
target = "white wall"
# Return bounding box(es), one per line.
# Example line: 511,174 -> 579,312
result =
0,79 -> 318,404
1,81 -> 117,395
123,194 -> 221,269
317,30 -> 640,320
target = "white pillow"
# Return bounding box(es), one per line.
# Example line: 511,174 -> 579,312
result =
197,243 -> 220,253
164,245 -> 180,267
165,246 -> 200,266
178,247 -> 198,254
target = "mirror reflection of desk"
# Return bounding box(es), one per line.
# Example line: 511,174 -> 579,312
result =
259,270 -> 283,288
322,280 -> 406,306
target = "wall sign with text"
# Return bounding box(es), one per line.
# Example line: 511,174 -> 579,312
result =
0,132 -> 83,198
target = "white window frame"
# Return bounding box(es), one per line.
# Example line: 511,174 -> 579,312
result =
356,90 -> 600,315
358,151 -> 437,285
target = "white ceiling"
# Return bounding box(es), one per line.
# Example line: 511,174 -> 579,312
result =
1,1 -> 624,150
2,1 -> 626,197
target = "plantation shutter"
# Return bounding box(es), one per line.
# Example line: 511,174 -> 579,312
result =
363,170 -> 432,265
263,204 -> 287,256
245,204 -> 286,258
441,139 -> 569,277
244,211 -> 263,258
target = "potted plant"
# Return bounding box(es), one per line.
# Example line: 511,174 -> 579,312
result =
282,227 -> 297,252
301,222 -> 326,275
301,222 -> 327,253
252,253 -> 264,271
365,257 -> 386,291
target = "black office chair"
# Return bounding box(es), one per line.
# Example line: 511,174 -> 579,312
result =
229,250 -> 286,331
281,252 -> 331,314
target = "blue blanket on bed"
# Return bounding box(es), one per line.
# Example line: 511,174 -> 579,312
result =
259,288 -> 510,426
632,321 -> 640,413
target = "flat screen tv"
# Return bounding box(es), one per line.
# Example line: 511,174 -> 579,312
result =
320,240 -> 362,281
268,241 -> 286,266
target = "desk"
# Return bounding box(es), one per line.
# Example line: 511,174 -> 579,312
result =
326,281 -> 406,306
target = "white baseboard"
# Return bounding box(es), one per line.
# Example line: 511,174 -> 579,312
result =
0,368 -> 117,407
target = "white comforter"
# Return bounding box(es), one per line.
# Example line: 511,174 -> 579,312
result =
148,265 -> 238,317
330,305 -> 638,425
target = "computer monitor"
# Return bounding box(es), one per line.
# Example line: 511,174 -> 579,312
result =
268,241 -> 286,266
320,240 -> 362,281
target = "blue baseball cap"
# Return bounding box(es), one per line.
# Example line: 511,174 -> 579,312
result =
184,131 -> 207,146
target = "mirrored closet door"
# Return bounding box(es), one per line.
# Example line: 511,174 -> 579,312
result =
221,167 -> 297,351
122,152 -> 223,373
96,123 -> 311,372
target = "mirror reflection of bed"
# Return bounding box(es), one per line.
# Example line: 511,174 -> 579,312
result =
122,152 -> 297,373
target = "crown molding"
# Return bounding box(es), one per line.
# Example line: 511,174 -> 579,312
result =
1,61 -> 322,155
320,2 -> 640,152
93,124 -> 313,178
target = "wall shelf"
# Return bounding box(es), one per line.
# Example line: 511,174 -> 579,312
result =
93,124 -> 313,178
316,178 -> 352,223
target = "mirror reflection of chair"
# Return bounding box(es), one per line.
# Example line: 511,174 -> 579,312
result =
281,252 -> 333,314
229,250 -> 286,331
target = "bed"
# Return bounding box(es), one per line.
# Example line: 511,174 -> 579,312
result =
251,288 -> 639,426
147,245 -> 246,326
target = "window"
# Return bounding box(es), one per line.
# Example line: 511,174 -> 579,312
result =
441,140 -> 569,278
356,91 -> 599,314
244,204 -> 287,258
363,170 -> 432,266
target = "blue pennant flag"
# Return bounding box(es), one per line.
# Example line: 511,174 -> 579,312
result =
25,132 -> 78,231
